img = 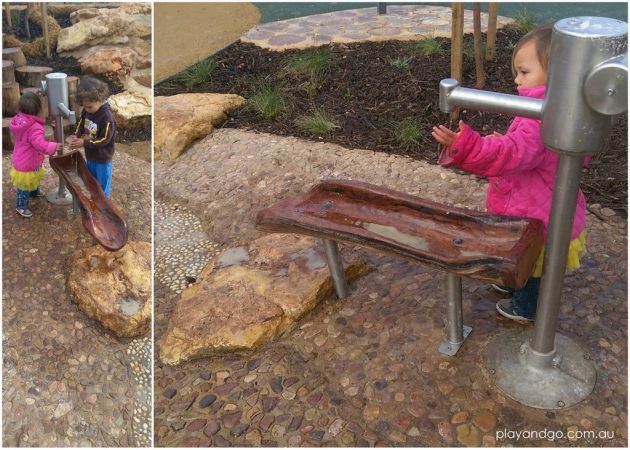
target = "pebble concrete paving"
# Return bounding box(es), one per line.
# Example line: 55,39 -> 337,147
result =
2,144 -> 152,447
154,129 -> 627,447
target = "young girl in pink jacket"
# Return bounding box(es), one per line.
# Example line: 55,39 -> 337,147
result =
9,92 -> 62,218
432,25 -> 587,322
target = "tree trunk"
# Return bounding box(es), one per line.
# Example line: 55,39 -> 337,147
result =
486,3 -> 498,62
450,3 -> 464,121
3,82 -> 21,116
15,65 -> 52,87
2,60 -> 16,84
42,3 -> 51,59
4,4 -> 12,32
2,47 -> 27,68
473,3 -> 485,88
67,75 -> 80,115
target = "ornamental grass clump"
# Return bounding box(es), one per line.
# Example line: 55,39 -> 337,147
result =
248,80 -> 291,119
175,58 -> 217,88
297,109 -> 339,134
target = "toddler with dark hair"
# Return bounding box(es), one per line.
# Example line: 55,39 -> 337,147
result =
67,75 -> 117,198
9,92 -> 62,218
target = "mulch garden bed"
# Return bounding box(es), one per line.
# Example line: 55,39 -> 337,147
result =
3,7 -> 149,143
155,26 -> 628,217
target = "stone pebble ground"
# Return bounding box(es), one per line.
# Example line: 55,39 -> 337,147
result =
154,128 -> 627,447
2,145 -> 152,447
242,4 -> 513,50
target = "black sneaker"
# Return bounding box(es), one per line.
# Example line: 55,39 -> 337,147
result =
16,207 -> 33,218
30,189 -> 45,198
496,298 -> 534,322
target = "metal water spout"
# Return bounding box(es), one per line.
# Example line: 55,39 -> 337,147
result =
41,72 -> 76,206
439,17 -> 627,409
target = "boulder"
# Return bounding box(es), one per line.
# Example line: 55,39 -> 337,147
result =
79,46 -> 137,86
67,241 -> 151,338
158,234 -> 371,365
109,79 -> 152,128
59,5 -> 151,52
154,93 -> 245,160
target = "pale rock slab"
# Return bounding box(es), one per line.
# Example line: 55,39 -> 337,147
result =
153,93 -> 245,160
67,241 -> 151,338
159,234 -> 371,365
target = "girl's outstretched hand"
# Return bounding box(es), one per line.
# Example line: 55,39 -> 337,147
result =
432,120 -> 465,146
55,143 -> 63,152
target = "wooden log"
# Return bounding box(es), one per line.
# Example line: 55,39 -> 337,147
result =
3,60 -> 15,83
3,117 -> 15,152
19,86 -> 48,119
3,82 -> 21,116
486,3 -> 498,62
15,65 -> 52,88
2,47 -> 27,68
450,3 -> 464,121
473,3 -> 485,88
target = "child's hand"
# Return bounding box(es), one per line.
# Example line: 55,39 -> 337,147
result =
432,120 -> 465,146
55,143 -> 63,153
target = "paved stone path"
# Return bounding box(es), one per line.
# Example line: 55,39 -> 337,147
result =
242,5 -> 513,50
154,129 -> 627,447
2,145 -> 152,447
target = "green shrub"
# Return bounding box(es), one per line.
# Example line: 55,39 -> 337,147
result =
395,118 -> 426,145
282,48 -> 334,93
297,109 -> 339,134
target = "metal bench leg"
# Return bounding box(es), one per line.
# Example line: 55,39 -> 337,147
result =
439,273 -> 472,356
323,239 -> 349,298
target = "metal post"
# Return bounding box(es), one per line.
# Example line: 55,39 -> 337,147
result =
439,16 -> 626,408
323,239 -> 349,298
531,155 -> 583,354
439,273 -> 472,356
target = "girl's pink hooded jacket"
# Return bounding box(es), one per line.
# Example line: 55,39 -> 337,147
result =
438,85 -> 586,240
9,112 -> 58,172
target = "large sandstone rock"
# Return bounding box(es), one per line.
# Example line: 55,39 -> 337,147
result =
154,93 -> 245,160
109,79 -> 152,128
67,241 -> 151,338
58,5 -> 151,52
79,46 -> 137,86
159,234 -> 371,365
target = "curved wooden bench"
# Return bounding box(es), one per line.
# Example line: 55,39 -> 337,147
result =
50,151 -> 128,251
256,180 -> 544,355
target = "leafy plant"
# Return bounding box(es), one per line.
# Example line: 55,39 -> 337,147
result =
513,10 -> 537,34
297,109 -> 339,134
414,37 -> 444,56
248,80 -> 291,119
395,118 -> 426,145
175,59 -> 217,88
390,56 -> 412,69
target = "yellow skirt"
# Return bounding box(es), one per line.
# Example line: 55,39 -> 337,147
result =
531,230 -> 587,278
10,166 -> 46,192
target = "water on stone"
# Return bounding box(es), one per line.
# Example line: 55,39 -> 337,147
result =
120,297 -> 141,316
218,246 -> 250,267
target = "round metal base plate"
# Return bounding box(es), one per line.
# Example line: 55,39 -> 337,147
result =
485,329 -> 596,409
46,188 -> 73,206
